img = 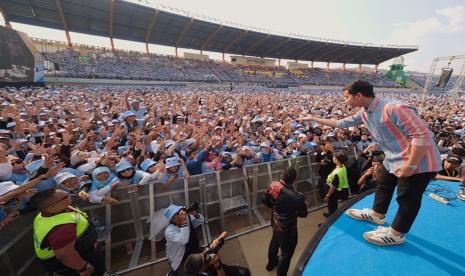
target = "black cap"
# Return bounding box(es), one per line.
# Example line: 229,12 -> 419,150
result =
446,154 -> 462,165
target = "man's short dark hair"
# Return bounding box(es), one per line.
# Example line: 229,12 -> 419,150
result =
334,153 -> 348,164
30,188 -> 57,210
451,147 -> 465,158
282,167 -> 297,185
343,80 -> 374,97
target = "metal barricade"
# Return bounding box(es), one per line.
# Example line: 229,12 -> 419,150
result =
0,150 -> 361,275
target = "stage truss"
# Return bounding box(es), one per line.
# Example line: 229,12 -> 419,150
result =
422,55 -> 465,105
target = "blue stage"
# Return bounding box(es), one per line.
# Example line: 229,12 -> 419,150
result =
299,180 -> 465,276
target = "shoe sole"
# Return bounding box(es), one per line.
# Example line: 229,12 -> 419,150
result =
363,232 -> 404,246
345,210 -> 385,225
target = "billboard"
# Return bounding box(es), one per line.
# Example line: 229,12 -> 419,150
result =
230,55 -> 276,67
0,25 -> 44,83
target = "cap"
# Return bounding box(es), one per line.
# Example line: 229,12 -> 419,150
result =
165,140 -> 175,149
286,138 -> 296,145
54,172 -> 77,185
260,142 -> 271,148
140,159 -> 157,172
186,138 -> 196,147
26,159 -> 44,173
0,181 -> 19,197
367,150 -> 383,157
446,155 -> 462,165
163,204 -> 182,221
165,157 -> 180,169
122,111 -> 136,119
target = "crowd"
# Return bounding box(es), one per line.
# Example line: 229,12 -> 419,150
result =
1,83 -> 465,275
42,48 -> 400,86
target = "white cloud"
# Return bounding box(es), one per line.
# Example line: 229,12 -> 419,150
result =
389,5 -> 465,44
436,5 -> 464,32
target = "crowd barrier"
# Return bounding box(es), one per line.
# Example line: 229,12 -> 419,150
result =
0,149 -> 357,275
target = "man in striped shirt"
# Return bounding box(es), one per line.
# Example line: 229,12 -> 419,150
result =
299,80 -> 441,246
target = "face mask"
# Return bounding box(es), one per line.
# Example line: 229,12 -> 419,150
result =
0,161 -> 13,181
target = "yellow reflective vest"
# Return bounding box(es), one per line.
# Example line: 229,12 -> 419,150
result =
33,208 -> 89,260
326,166 -> 349,191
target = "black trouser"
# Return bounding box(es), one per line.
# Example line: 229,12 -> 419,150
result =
268,230 -> 298,276
373,166 -> 436,233
222,264 -> 250,276
326,188 -> 348,215
40,248 -> 105,276
327,189 -> 339,215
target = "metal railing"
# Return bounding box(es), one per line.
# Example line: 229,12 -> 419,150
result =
0,149 -> 357,275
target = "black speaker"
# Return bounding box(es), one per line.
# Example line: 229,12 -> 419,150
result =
53,62 -> 60,70
436,68 -> 453,88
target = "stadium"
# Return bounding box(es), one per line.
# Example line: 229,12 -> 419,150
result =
0,1 -> 465,276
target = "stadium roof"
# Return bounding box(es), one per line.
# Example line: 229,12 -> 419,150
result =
0,0 -> 418,65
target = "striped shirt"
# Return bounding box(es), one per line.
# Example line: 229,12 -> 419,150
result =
336,97 -> 441,174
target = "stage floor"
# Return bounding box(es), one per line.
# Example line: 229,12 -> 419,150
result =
302,180 -> 465,276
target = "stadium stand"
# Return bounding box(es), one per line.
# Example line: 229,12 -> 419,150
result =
41,46 -> 401,86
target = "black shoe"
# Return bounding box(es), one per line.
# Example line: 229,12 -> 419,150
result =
266,261 -> 278,271
323,212 -> 330,218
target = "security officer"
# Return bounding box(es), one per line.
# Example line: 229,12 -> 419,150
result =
31,188 -> 105,276
324,153 -> 349,217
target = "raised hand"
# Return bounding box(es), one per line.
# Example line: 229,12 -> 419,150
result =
42,162 -> 66,179
296,114 -> 314,121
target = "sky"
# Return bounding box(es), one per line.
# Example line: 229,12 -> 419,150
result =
1,0 -> 465,73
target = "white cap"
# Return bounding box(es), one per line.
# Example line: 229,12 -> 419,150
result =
165,157 -> 180,169
0,181 -> 19,197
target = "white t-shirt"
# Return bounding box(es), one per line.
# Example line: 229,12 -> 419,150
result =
165,214 -> 204,270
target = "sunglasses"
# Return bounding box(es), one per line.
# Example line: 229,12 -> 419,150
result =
11,159 -> 23,165
121,168 -> 133,173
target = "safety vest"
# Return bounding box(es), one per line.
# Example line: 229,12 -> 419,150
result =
326,166 -> 349,191
33,208 -> 89,260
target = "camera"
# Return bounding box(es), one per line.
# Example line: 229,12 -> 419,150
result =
203,231 -> 228,265
183,202 -> 200,219
437,131 -> 461,147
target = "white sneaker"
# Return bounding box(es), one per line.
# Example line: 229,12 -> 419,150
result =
363,226 -> 405,246
345,208 -> 385,225
458,188 -> 465,201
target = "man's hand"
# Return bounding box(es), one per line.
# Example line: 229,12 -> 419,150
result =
178,210 -> 188,225
79,264 -> 94,276
208,253 -> 222,269
0,211 -> 20,229
323,195 -> 330,203
394,165 -> 416,177
78,191 -> 89,200
103,197 -> 118,205
364,167 -> 374,176
42,162 -> 65,179
297,114 -> 314,121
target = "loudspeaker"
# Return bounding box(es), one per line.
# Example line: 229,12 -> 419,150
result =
436,68 -> 453,88
53,62 -> 60,70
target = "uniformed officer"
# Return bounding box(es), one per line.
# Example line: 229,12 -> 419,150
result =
31,188 -> 105,276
